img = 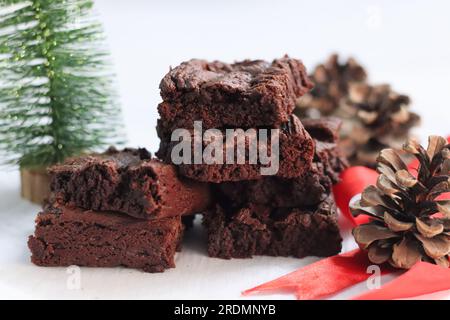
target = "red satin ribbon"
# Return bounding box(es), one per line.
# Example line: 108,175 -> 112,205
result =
243,136 -> 450,300
353,262 -> 450,300
243,249 -> 393,300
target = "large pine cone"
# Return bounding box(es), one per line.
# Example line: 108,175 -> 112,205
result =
296,54 -> 420,168
351,136 -> 450,269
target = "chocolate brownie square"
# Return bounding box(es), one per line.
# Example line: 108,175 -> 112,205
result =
213,162 -> 333,208
49,147 -> 211,219
28,204 -> 183,273
157,56 -> 313,136
203,196 -> 342,259
156,114 -> 314,183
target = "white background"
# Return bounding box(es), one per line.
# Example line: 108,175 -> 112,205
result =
1,0 -> 450,299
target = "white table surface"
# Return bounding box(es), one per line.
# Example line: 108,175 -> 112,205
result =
1,0 -> 450,300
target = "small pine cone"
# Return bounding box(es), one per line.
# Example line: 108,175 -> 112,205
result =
296,54 -> 420,168
351,136 -> 450,269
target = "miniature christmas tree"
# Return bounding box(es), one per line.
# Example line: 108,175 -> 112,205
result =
0,0 -> 124,202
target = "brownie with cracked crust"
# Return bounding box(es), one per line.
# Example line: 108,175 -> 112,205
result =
157,56 -> 313,136
28,204 -> 183,273
156,114 -> 315,183
203,196 -> 342,259
49,147 -> 211,219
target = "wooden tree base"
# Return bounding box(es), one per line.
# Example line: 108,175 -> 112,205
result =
20,168 -> 51,205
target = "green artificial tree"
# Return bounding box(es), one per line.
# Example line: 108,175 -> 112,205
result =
0,0 -> 124,202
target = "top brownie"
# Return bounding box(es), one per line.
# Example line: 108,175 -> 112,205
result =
158,56 -> 313,135
49,147 -> 211,220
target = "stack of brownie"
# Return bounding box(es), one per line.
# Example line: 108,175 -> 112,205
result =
28,148 -> 211,272
28,55 -> 347,273
156,57 -> 346,259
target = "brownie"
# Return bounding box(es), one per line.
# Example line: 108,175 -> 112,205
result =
28,204 -> 183,273
49,147 -> 211,219
156,114 -> 315,183
157,56 -> 313,136
203,196 -> 342,259
213,162 -> 332,208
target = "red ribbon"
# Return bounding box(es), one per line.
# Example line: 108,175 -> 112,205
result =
243,137 -> 450,300
243,249 -> 393,300
353,262 -> 450,300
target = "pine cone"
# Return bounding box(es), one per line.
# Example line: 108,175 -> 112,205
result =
297,54 -> 367,116
351,136 -> 450,269
296,54 -> 420,168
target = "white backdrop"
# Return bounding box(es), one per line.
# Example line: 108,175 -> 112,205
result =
95,0 -> 450,151
0,0 -> 449,299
